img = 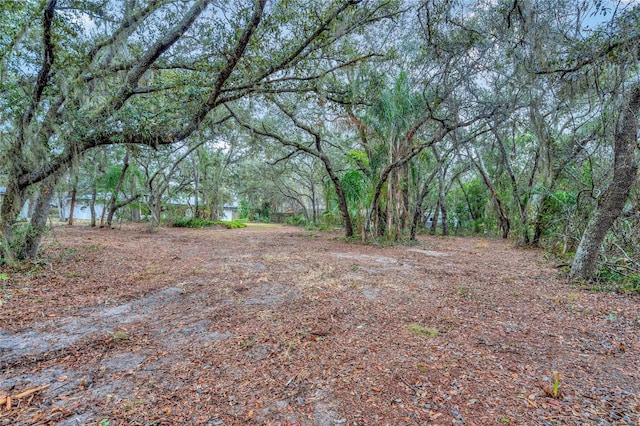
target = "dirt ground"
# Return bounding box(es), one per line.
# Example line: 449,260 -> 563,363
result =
0,223 -> 639,426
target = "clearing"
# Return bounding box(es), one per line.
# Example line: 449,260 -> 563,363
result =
0,223 -> 638,425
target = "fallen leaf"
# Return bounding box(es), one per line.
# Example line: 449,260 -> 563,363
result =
13,384 -> 50,399
547,399 -> 562,408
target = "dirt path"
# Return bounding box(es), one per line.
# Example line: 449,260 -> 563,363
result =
1,224 -> 639,425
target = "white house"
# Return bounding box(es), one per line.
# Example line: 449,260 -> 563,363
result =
61,195 -> 106,221
222,203 -> 238,221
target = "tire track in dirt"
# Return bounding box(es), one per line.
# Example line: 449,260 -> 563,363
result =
0,287 -> 185,369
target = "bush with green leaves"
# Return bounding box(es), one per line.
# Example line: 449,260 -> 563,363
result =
0,223 -> 50,263
171,218 -> 247,229
223,220 -> 248,229
596,265 -> 640,293
285,214 -> 307,227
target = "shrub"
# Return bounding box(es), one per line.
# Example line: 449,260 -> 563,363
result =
223,220 -> 247,229
285,214 -> 307,227
171,218 -> 247,229
171,218 -> 216,228
596,265 -> 640,293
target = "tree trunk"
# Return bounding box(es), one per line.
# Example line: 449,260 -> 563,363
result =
570,86 -> 640,280
210,187 -> 219,220
437,164 -> 448,236
21,177 -> 57,260
0,182 -> 26,264
399,165 -> 409,233
532,195 -> 550,246
410,169 -> 437,241
493,125 -> 529,244
106,152 -> 130,227
27,193 -> 37,219
386,172 -> 394,238
320,154 -> 354,237
99,201 -> 107,227
55,191 -> 65,222
430,201 -> 439,235
439,193 -> 449,236
90,183 -> 97,227
457,178 -> 476,221
470,147 -> 510,238
367,150 -> 430,239
311,182 -> 318,224
193,157 -> 200,218
151,191 -> 164,227
68,175 -> 78,226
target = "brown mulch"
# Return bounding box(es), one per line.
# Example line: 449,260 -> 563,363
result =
0,223 -> 638,425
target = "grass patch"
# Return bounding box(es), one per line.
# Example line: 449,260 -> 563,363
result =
567,292 -> 580,303
110,330 -> 130,342
408,323 -> 439,338
0,273 -> 10,307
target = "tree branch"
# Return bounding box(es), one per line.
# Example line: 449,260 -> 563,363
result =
110,0 -> 210,111
87,0 -> 167,65
268,150 -> 304,166
171,0 -> 267,142
17,114 -> 232,189
21,0 -> 57,132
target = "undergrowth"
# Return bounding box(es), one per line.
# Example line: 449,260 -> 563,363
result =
544,249 -> 640,294
592,265 -> 640,293
171,218 -> 247,229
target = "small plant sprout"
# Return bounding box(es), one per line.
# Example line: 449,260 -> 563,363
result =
457,287 -> 470,297
239,335 -> 257,350
542,371 -> 562,399
552,371 -> 561,398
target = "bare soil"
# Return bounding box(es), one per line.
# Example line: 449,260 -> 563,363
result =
1,223 -> 639,425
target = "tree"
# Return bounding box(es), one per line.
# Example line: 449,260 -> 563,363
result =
360,71 -> 428,239
103,149 -> 141,228
229,97 -> 357,237
0,0 -> 399,261
571,85 -> 640,279
518,1 -> 640,279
